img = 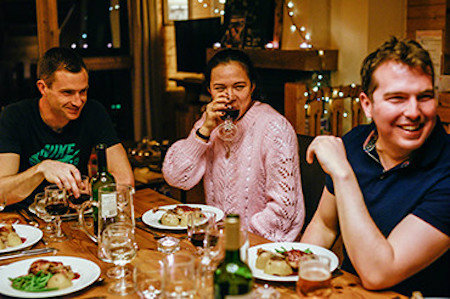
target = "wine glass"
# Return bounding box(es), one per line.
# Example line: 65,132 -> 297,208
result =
33,192 -> 55,237
0,195 -> 6,212
44,184 -> 69,242
187,211 -> 216,254
68,175 -> 92,230
217,108 -> 239,142
102,222 -> 138,295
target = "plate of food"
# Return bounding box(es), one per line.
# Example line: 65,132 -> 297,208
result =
0,256 -> 101,298
0,224 -> 43,254
142,204 -> 225,230
248,242 -> 339,282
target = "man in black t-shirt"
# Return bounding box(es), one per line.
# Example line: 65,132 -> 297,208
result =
0,47 -> 133,206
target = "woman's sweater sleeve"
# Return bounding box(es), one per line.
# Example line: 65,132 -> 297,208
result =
162,119 -> 210,190
249,118 -> 305,241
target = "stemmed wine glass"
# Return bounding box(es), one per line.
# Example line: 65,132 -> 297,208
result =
33,192 -> 55,236
217,108 -> 239,142
187,211 -> 216,255
68,175 -> 92,230
102,222 -> 138,295
44,184 -> 69,241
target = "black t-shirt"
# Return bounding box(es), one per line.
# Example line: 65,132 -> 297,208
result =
0,98 -> 120,204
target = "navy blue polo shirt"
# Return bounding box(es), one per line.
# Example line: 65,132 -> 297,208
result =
325,119 -> 450,297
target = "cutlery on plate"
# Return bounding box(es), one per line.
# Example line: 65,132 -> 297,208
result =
0,247 -> 57,261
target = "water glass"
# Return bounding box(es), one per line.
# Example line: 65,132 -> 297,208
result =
102,222 -> 138,295
134,251 -> 165,298
163,252 -> 196,298
296,255 -> 332,297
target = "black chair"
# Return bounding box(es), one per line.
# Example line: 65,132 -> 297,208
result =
297,134 -> 326,234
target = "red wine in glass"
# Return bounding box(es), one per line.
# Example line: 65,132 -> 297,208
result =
220,109 -> 239,121
191,231 -> 219,248
45,203 -> 69,216
68,194 -> 91,205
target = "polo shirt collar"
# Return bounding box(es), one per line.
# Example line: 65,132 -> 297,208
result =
362,117 -> 445,169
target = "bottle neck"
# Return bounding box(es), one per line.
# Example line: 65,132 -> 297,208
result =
224,248 -> 241,262
97,148 -> 108,173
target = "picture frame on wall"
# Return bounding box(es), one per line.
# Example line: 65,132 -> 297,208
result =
163,0 -> 189,25
221,16 -> 246,48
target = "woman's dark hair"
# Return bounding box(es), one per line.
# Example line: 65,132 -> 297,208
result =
360,36 -> 434,98
204,48 -> 258,89
37,47 -> 87,87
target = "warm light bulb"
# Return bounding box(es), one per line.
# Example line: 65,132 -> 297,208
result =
324,109 -> 328,114
71,43 -> 77,49
107,43 -> 112,48
300,26 -> 306,32
351,83 -> 356,88
318,74 -> 323,80
287,1 -> 294,8
343,112 -> 348,118
318,50 -> 324,56
203,3 -> 207,7
265,42 -> 274,49
355,98 -> 360,103
114,4 -> 120,9
305,33 -> 311,40
213,42 -> 221,49
290,25 -> 296,32
220,10 -> 225,15
312,86 -> 319,92
304,104 -> 309,110
304,92 -> 309,97
289,11 -> 294,16
338,91 -> 344,97
219,0 -> 226,3
300,42 -> 308,48
214,8 -> 219,13
82,33 -> 87,39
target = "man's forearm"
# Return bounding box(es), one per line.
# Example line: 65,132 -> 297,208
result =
0,165 -> 45,205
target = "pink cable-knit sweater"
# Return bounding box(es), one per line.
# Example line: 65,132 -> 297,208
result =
162,101 -> 305,241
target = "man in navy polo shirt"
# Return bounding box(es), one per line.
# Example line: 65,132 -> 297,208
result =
301,37 -> 449,297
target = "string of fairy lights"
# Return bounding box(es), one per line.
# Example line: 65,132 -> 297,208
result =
302,83 -> 361,119
284,0 -> 312,49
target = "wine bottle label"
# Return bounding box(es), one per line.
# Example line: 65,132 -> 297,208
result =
100,193 -> 118,217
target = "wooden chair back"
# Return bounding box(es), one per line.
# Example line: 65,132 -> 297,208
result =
285,82 -> 364,136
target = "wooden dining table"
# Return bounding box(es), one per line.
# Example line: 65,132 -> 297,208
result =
0,188 -> 406,298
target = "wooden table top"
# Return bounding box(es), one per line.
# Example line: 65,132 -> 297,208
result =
0,188 -> 406,298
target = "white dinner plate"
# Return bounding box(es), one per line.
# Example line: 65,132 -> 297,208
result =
142,204 -> 225,230
0,256 -> 101,298
248,242 -> 339,282
0,224 -> 43,254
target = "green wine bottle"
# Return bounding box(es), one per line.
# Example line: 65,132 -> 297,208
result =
214,214 -> 253,298
91,143 -> 116,236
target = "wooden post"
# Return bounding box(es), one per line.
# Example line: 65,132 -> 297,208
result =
284,82 -> 308,135
36,0 -> 59,56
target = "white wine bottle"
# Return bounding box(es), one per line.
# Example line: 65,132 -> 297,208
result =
214,214 -> 253,298
91,143 -> 116,236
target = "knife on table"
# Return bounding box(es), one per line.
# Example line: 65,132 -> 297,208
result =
0,247 -> 57,261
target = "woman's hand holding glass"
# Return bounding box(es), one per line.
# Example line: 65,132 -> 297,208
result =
202,95 -> 239,142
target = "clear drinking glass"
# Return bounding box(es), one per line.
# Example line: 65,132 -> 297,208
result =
296,255 -> 332,298
187,211 -> 216,255
163,252 -> 196,298
44,184 -> 69,242
33,192 -> 55,236
68,175 -> 92,230
102,222 -> 138,295
217,108 -> 239,142
134,251 -> 165,298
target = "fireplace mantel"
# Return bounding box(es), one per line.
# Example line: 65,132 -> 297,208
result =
206,48 -> 338,71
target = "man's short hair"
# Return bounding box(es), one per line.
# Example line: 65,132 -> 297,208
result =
360,36 -> 434,98
37,47 -> 87,86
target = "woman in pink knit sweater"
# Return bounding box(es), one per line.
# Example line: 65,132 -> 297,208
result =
162,49 -> 304,241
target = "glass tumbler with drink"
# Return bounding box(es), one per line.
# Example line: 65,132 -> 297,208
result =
296,255 -> 332,297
